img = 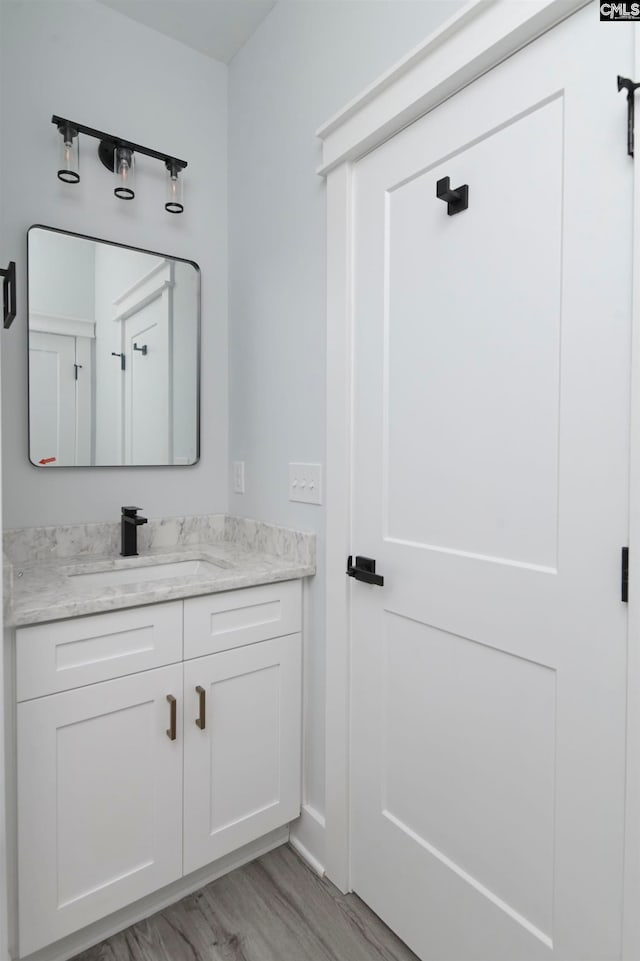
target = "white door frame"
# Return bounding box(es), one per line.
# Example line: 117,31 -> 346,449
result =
320,3 -> 640,957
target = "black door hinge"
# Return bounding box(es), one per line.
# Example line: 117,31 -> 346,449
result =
618,76 -> 640,157
622,546 -> 629,602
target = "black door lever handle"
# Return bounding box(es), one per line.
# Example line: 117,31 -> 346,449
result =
347,555 -> 384,587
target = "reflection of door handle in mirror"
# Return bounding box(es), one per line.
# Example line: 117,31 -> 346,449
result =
111,351 -> 125,371
133,342 -> 148,355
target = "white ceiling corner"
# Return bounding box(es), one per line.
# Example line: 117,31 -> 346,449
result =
95,0 -> 277,64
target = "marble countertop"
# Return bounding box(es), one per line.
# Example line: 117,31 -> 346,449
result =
4,515 -> 316,627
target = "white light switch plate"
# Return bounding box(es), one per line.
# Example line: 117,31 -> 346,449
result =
289,463 -> 322,505
233,461 -> 245,494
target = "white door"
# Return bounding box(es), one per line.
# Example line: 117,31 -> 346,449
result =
183,635 -> 301,874
17,665 -> 183,956
123,293 -> 171,464
74,335 -> 94,464
29,331 -> 76,465
29,332 -> 94,465
351,7 -> 633,961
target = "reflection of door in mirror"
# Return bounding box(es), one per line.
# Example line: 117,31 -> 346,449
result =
123,271 -> 172,464
29,333 -> 93,466
109,258 -> 173,465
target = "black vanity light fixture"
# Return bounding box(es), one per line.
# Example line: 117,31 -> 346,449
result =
52,115 -> 187,214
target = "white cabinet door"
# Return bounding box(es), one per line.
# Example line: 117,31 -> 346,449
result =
18,664 -> 183,956
183,634 -> 301,874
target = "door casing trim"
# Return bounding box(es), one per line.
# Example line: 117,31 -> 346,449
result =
622,19 -> 640,961
320,5 -> 640,957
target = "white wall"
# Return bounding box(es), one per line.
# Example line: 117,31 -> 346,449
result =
28,229 -> 95,320
228,0 -> 465,853
0,0 -> 227,528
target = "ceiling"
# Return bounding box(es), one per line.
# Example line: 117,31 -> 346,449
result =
95,0 -> 277,64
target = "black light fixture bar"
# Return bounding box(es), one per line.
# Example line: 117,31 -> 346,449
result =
51,115 -> 187,171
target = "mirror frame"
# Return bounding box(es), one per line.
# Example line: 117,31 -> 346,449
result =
27,224 -> 201,468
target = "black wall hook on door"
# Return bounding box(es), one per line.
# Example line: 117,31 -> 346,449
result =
0,261 -> 16,329
436,176 -> 469,216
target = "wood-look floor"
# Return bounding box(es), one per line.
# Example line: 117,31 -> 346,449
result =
70,844 -> 420,961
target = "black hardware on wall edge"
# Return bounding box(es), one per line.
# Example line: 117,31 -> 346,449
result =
618,76 -> 640,157
436,176 -> 469,215
347,555 -> 384,587
0,261 -> 16,329
622,546 -> 629,603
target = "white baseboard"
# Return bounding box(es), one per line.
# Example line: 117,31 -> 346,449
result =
20,827 -> 289,961
289,803 -> 326,876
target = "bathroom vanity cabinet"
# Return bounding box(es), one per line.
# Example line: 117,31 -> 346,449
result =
14,580 -> 302,957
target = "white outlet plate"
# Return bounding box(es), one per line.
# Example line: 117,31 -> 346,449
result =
233,461 -> 245,494
289,463 -> 322,505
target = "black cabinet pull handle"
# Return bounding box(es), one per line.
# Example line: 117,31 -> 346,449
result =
166,694 -> 177,741
195,685 -> 206,730
346,555 -> 384,587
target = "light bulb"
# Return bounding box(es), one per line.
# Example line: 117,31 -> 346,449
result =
57,125 -> 79,183
165,161 -> 184,213
114,146 -> 135,200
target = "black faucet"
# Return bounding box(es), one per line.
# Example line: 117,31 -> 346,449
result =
121,506 -> 148,557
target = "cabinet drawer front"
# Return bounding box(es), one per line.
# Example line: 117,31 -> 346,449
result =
184,581 -> 301,658
17,602 -> 183,701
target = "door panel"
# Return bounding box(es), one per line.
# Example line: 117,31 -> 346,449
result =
124,292 -> 171,464
381,614 -> 556,937
29,331 -> 76,465
386,98 -> 562,568
351,7 -> 632,960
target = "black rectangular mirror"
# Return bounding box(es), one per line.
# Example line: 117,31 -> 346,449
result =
27,225 -> 200,467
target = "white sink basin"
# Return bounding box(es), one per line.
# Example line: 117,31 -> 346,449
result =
68,559 -> 224,588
